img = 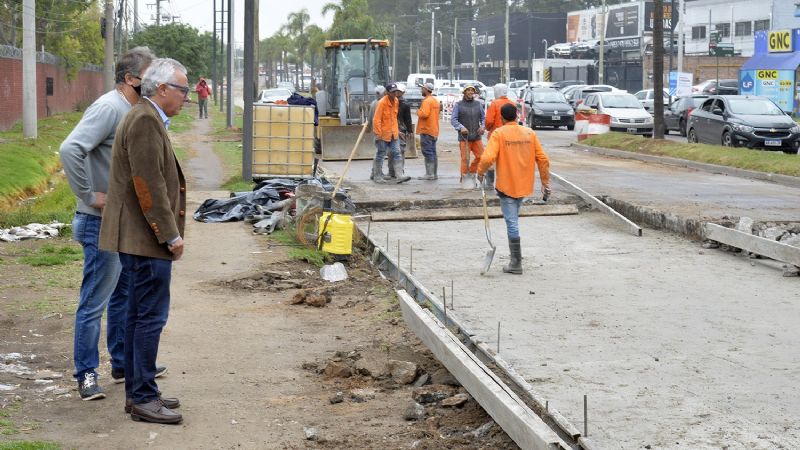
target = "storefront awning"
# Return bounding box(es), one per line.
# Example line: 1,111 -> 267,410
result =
741,51 -> 800,71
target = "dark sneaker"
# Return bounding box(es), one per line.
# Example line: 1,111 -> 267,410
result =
111,366 -> 168,384
78,372 -> 106,401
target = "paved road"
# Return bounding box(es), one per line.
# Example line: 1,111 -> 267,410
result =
322,115 -> 800,449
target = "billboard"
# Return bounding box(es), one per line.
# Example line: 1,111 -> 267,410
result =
644,2 -> 679,32
606,5 -> 639,39
567,10 -> 602,43
739,69 -> 795,112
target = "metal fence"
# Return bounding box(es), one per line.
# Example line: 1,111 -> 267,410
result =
0,44 -> 102,71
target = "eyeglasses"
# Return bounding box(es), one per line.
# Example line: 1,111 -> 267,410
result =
165,83 -> 190,97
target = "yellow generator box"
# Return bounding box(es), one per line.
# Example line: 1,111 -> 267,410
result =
252,104 -> 315,179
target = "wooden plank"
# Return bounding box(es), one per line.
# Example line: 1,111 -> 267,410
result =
704,223 -> 800,267
397,290 -> 570,450
370,204 -> 579,222
551,171 -> 642,237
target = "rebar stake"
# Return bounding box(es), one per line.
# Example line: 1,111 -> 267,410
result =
367,217 -> 372,240
410,246 -> 413,274
545,400 -> 549,413
450,279 -> 454,309
385,232 -> 389,251
584,394 -> 588,437
497,321 -> 500,354
443,287 -> 448,327
397,239 -> 400,263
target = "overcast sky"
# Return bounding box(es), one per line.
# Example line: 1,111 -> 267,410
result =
135,0 -> 332,44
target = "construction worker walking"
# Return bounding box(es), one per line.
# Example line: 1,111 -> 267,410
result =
484,83 -> 516,138
368,85 -> 386,182
416,82 -> 440,180
477,104 -> 551,275
372,82 -> 410,184
450,85 -> 485,189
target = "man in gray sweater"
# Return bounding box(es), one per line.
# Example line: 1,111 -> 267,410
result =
60,47 -> 166,401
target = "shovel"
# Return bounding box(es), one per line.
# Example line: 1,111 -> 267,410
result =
480,183 -> 497,275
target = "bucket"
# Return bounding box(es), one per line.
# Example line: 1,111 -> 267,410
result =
317,209 -> 353,256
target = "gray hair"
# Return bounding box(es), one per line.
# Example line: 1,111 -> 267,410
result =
375,85 -> 386,97
494,83 -> 508,98
140,58 -> 187,97
114,46 -> 156,83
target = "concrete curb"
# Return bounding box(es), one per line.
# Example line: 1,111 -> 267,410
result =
362,231 -> 598,449
571,143 -> 800,189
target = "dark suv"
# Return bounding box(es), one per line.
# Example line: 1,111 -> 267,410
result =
701,79 -> 739,95
686,95 -> 800,152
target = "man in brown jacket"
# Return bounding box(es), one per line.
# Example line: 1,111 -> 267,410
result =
100,58 -> 188,424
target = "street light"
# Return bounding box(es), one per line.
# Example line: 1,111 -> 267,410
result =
425,2 -> 450,75
437,30 -> 443,68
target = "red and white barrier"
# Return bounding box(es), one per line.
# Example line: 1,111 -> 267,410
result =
575,112 -> 611,141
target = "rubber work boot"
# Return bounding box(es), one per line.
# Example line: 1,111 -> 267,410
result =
372,160 -> 387,184
503,237 -> 523,275
388,159 -> 411,184
432,159 -> 438,180
417,158 -> 436,180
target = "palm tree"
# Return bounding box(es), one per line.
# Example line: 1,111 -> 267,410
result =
321,0 -> 376,40
305,25 -> 327,88
286,9 -> 311,91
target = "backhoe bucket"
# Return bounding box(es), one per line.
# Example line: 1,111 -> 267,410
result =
320,123 -> 376,161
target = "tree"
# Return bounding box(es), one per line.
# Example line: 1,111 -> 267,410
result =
286,9 -> 311,90
130,23 -> 214,82
652,0 -> 664,139
322,0 -> 378,40
305,25 -> 327,87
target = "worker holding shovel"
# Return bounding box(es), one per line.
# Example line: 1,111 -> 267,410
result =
477,104 -> 551,275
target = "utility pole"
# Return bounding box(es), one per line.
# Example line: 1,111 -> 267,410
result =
599,0 -> 606,83
451,17 -> 457,82
653,0 -> 665,139
212,0 -> 217,105
242,0 -> 254,181
504,1 -> 509,84
409,41 -> 412,76
668,0 -> 674,74
226,0 -> 233,128
22,0 -> 36,138
219,0 -> 226,112
430,8 -> 435,74
392,24 -> 396,80
156,0 -> 160,26
134,0 -> 139,33
471,27 -> 477,81
677,0 -> 684,73
104,0 -> 114,91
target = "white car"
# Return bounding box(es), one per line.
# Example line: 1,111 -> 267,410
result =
257,88 -> 293,103
434,86 -> 462,112
578,92 -> 654,137
633,88 -> 670,113
547,43 -> 574,58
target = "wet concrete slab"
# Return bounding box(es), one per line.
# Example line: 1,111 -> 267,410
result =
366,212 -> 800,449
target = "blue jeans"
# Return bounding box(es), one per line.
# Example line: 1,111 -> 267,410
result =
120,253 -> 172,404
499,193 -> 523,239
374,138 -> 402,166
72,212 -> 128,380
420,134 -> 437,160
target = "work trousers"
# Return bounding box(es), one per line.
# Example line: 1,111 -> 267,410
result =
420,134 -> 437,160
459,139 -> 484,176
198,98 -> 208,118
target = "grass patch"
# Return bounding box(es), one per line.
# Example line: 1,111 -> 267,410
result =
0,442 -> 61,450
0,113 -> 83,206
168,107 -> 196,134
582,132 -> 800,177
19,244 -> 82,266
267,228 -> 331,267
0,179 -> 76,230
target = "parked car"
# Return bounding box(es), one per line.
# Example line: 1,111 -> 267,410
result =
276,81 -> 295,92
701,79 -> 739,95
633,88 -> 670,113
567,84 -> 618,110
692,79 -> 715,93
508,80 -> 528,90
522,88 -> 575,130
433,86 -> 461,108
663,94 -> 709,136
552,80 -> 585,90
257,88 -> 293,103
686,95 -> 800,152
578,92 -> 654,137
403,88 -> 425,108
571,40 -> 602,59
547,43 -> 574,58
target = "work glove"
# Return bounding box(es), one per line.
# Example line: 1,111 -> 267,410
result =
542,185 -> 552,202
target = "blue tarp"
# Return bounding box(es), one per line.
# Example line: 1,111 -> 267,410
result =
741,51 -> 800,71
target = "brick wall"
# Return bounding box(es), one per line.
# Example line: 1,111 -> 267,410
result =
642,54 -> 750,90
0,56 -> 104,131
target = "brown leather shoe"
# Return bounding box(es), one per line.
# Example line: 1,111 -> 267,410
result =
130,399 -> 182,424
125,396 -> 180,413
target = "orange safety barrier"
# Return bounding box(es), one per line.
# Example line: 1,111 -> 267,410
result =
575,111 -> 611,141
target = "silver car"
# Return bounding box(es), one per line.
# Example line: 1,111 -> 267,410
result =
578,92 -> 654,137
